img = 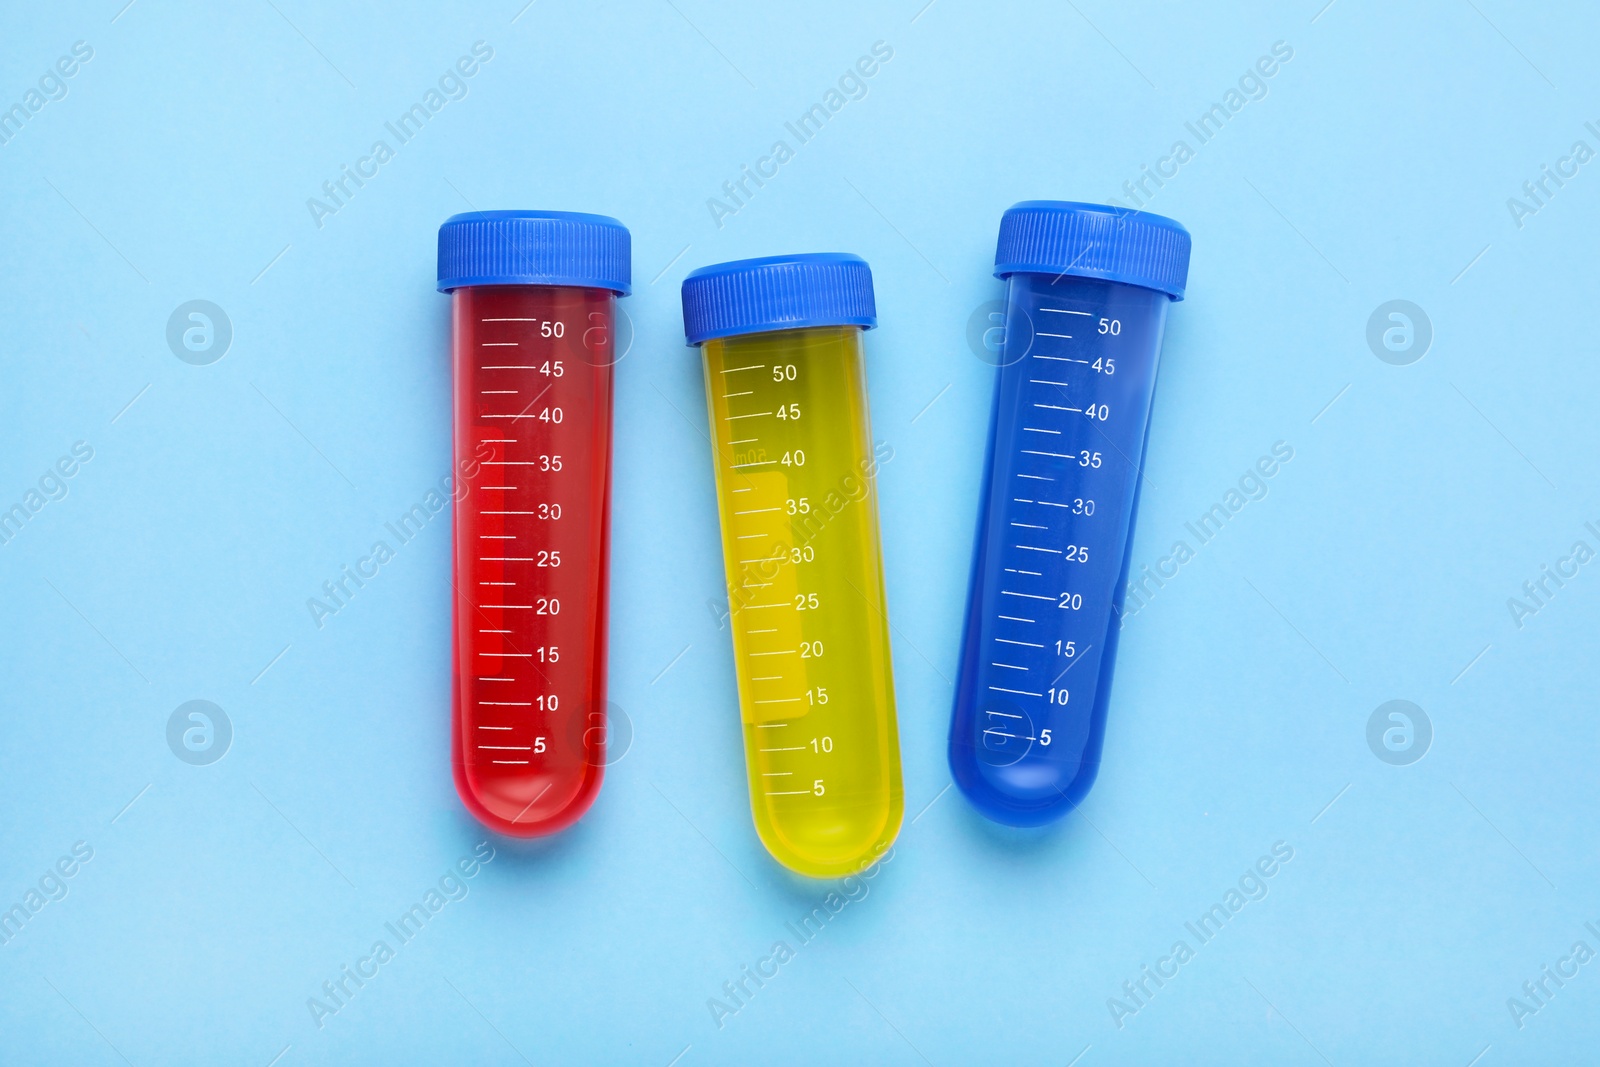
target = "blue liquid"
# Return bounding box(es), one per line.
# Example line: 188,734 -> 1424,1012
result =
950,272 -> 1171,826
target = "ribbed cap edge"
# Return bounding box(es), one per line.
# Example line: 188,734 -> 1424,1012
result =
437,210 -> 631,294
681,253 -> 876,345
994,201 -> 1191,300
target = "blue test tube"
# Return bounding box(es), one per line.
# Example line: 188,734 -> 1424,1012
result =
950,201 -> 1192,826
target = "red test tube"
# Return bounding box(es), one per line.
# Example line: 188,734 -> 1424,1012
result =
437,210 -> 631,836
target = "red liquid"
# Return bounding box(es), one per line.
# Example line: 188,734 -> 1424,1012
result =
450,284 -> 616,836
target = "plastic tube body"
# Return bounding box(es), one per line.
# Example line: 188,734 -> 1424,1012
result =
450,283 -> 615,835
950,273 -> 1169,826
700,325 -> 902,876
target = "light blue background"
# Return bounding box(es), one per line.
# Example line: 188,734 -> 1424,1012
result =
3,1 -> 1597,1063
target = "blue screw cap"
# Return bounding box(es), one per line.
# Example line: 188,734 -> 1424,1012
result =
680,253 -> 876,346
994,201 -> 1191,301
437,210 -> 631,294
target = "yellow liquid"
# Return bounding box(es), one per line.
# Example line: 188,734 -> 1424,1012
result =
701,326 -> 904,878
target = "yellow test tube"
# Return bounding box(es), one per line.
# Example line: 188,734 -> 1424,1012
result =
681,254 -> 903,878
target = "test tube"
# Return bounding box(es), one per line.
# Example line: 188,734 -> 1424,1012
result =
437,210 -> 631,836
681,254 -> 903,878
950,202 -> 1191,826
